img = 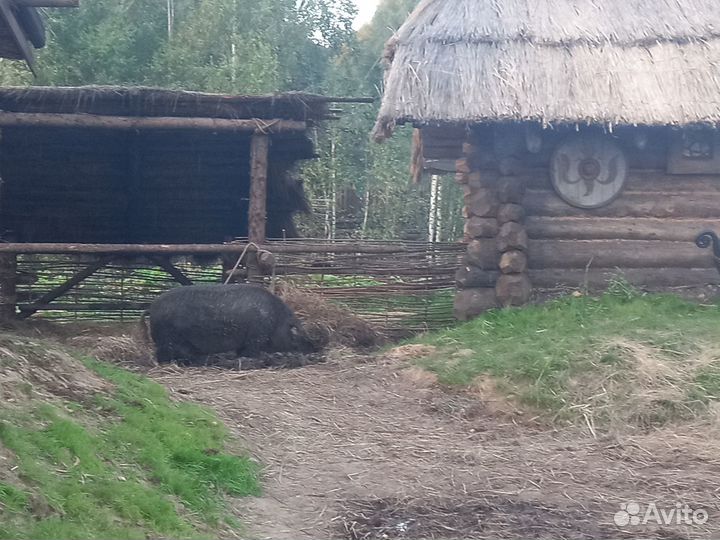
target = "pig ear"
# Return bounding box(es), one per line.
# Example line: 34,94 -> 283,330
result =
290,325 -> 300,336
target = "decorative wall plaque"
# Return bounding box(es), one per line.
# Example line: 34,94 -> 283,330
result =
550,134 -> 628,209
667,129 -> 720,175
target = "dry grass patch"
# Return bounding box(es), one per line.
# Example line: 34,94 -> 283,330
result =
70,334 -> 156,369
0,335 -> 112,404
568,338 -> 720,430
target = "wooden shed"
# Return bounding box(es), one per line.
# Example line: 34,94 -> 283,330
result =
0,86 -> 342,320
0,86 -> 332,244
373,0 -> 720,320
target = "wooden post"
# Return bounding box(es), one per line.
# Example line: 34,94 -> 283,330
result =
126,132 -> 142,243
249,133 -> 270,244
0,253 -> 17,323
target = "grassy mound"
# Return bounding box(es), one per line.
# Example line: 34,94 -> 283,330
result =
415,285 -> 720,428
0,335 -> 259,540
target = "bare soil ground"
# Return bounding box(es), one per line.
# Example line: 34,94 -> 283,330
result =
149,348 -> 720,540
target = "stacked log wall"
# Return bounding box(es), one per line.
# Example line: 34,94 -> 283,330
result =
474,126 -> 720,292
434,124 -> 720,320
523,168 -> 720,289
453,136 -> 499,320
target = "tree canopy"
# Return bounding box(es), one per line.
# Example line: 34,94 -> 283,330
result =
0,0 -> 462,241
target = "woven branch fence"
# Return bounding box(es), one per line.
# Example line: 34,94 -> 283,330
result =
16,240 -> 463,337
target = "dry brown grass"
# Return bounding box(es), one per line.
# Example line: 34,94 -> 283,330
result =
0,334 -> 112,404
70,335 -> 156,369
567,338 -> 720,432
275,283 -> 384,349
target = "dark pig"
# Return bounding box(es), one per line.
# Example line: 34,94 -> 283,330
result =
146,284 -> 316,365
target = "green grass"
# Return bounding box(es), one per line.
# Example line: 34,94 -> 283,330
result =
416,285 -> 720,424
0,345 -> 260,540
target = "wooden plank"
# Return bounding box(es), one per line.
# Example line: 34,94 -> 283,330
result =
527,239 -> 715,269
0,242 -> 465,255
521,169 -> 720,192
524,189 -> 720,219
0,0 -> 35,72
152,257 -> 193,286
248,133 -> 269,243
530,267 -> 720,289
19,302 -> 149,312
526,217 -> 720,242
0,112 -> 307,132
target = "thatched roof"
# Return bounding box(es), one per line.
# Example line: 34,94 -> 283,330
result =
373,0 -> 720,140
0,86 -> 334,121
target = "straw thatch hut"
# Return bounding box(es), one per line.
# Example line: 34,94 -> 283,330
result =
0,0 -> 77,71
374,0 -> 720,320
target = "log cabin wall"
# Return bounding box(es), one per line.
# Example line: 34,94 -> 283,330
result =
429,124 -> 720,321
0,127 -> 311,244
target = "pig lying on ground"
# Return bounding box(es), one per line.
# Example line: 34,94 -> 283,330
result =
146,284 -> 316,365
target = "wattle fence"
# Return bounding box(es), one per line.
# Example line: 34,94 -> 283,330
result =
16,239 -> 464,337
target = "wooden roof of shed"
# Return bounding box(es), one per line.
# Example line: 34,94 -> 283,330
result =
0,86 -> 334,122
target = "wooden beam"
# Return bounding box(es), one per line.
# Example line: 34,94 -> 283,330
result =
0,112 -> 307,132
0,0 -> 35,73
0,242 -> 464,255
19,257 -> 111,318
19,302 -> 149,312
152,257 -> 193,286
14,0 -> 79,6
248,133 -> 270,244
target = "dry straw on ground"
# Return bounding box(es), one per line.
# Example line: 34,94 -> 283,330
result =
275,283 -> 384,349
0,335 -> 112,403
567,338 -> 720,431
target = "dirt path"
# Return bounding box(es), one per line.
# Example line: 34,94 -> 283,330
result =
151,350 -> 720,540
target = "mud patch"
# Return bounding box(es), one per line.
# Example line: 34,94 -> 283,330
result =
181,351 -> 327,371
338,496 -> 618,540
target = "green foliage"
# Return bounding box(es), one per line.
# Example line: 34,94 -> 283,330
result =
300,0 -> 461,240
416,293 -> 720,423
0,482 -> 29,513
27,0 -> 450,240
36,0 -> 356,92
0,348 -> 259,540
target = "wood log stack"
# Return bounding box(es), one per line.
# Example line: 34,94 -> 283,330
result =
495,160 -> 531,307
454,137 -> 533,320
454,140 -> 499,320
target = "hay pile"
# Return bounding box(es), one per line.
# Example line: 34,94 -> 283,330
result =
275,283 -> 384,350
